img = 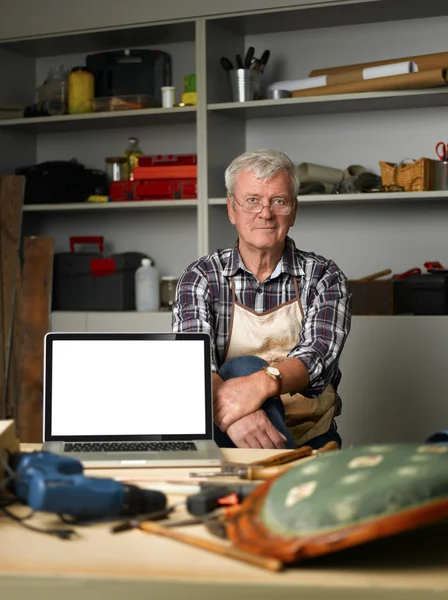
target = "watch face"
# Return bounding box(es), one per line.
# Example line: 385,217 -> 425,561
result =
267,366 -> 280,377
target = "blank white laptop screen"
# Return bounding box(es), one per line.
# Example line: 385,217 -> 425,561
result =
46,336 -> 209,438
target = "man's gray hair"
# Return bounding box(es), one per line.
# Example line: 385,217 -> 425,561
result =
224,149 -> 300,199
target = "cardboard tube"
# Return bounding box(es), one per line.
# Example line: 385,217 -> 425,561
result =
326,61 -> 416,86
344,165 -> 369,181
292,68 -> 448,98
310,51 -> 448,77
297,163 -> 344,184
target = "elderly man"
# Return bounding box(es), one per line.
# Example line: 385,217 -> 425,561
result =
173,149 -> 351,450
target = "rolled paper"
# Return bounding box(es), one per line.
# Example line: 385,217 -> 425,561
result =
309,51 -> 448,77
297,163 -> 344,185
292,68 -> 448,98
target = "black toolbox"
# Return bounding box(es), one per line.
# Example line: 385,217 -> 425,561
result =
394,273 -> 448,315
86,49 -> 172,106
53,251 -> 148,311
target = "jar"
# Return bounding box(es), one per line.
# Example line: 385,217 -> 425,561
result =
105,157 -> 126,184
68,67 -> 94,114
160,276 -> 178,309
161,86 -> 176,108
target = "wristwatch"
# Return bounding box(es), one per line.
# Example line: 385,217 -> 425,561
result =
263,365 -> 283,395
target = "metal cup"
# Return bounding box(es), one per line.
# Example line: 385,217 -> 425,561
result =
433,161 -> 448,190
229,69 -> 261,102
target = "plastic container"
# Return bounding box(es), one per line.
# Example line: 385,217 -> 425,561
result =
161,86 -> 176,108
160,276 -> 178,309
37,65 -> 68,115
92,94 -> 157,112
135,258 -> 160,311
68,67 -> 94,114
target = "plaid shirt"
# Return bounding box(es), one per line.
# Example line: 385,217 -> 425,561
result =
172,237 -> 351,408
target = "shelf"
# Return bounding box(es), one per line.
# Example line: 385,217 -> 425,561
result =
0,21 -> 196,57
23,199 -> 198,212
211,0 -> 448,35
209,191 -> 448,206
208,89 -> 448,119
0,106 -> 197,133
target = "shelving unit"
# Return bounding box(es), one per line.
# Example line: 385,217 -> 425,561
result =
2,0 -> 448,447
1,1 -> 448,322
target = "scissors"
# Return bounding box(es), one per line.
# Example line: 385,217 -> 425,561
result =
435,141 -> 447,161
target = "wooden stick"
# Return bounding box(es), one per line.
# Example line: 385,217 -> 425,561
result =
139,520 -> 283,572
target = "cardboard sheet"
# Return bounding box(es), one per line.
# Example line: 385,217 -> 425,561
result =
292,68 -> 448,98
310,51 -> 448,77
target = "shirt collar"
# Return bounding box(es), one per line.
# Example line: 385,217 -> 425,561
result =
223,237 -> 305,278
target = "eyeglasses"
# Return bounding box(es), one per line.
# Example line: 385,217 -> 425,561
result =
232,195 -> 294,215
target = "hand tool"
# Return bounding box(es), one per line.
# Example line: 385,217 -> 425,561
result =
220,56 -> 233,71
424,260 -> 445,272
436,141 -> 447,162
138,518 -> 283,571
235,53 -> 244,69
244,46 -> 255,69
186,483 -> 257,516
358,269 -> 392,281
392,267 -> 422,279
259,49 -> 271,73
189,440 -> 339,479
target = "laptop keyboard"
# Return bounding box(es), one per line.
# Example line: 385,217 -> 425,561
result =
64,441 -> 197,453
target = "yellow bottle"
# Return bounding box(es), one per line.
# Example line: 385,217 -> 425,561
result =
123,137 -> 143,180
68,67 -> 94,114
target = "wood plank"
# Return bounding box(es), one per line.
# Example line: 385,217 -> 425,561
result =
0,175 -> 24,419
17,237 -> 54,442
6,269 -> 22,420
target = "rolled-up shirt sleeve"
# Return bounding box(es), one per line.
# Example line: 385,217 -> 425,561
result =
172,266 -> 220,372
287,261 -> 352,397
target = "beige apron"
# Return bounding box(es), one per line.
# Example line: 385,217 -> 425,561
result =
224,277 -> 336,446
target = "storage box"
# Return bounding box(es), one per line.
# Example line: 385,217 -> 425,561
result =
349,275 -> 448,315
138,154 -> 197,167
86,49 -> 172,106
134,178 -> 197,200
394,274 -> 448,315
53,251 -> 148,310
92,94 -> 158,112
348,280 -> 395,315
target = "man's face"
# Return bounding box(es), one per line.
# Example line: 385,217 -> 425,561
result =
227,170 -> 297,253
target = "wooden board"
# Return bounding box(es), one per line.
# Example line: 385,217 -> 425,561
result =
0,175 -> 24,420
17,237 -> 54,443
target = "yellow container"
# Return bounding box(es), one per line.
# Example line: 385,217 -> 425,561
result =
68,67 -> 94,114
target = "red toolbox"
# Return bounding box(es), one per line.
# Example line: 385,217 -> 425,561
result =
109,180 -> 134,201
138,153 -> 197,167
133,165 -> 197,179
134,178 -> 197,200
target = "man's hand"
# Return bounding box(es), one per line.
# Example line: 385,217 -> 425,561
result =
214,373 -> 267,432
225,410 -> 287,449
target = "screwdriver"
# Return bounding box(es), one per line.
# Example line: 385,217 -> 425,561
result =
190,464 -> 291,481
190,441 -> 339,480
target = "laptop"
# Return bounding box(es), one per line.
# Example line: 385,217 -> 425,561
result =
42,332 -> 224,468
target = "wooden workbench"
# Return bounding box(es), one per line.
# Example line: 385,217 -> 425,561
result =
2,446 -> 448,600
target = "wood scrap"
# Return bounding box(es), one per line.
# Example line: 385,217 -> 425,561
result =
17,237 -> 54,442
0,175 -> 24,420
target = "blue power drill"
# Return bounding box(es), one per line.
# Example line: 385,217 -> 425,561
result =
7,451 -> 167,520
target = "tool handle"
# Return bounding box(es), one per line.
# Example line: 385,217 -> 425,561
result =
250,445 -> 313,467
239,465 -> 290,481
139,520 -> 283,571
358,269 -> 392,281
